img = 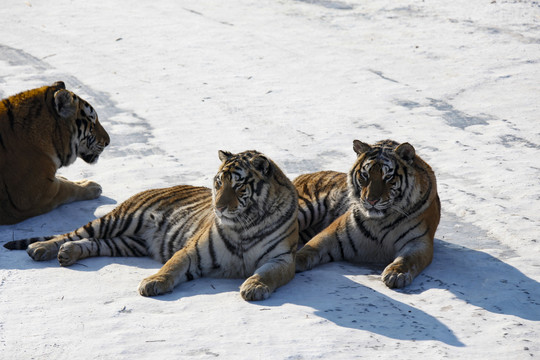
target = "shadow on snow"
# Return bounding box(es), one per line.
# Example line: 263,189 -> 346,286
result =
132,238 -> 539,347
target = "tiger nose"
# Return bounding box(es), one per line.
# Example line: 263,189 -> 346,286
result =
103,133 -> 111,147
216,206 -> 227,213
367,199 -> 379,206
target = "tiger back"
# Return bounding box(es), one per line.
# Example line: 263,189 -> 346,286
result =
4,150 -> 298,301
294,139 -> 440,289
295,170 -> 349,243
0,81 -> 110,224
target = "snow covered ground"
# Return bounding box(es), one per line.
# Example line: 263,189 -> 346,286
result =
1,0 -> 539,358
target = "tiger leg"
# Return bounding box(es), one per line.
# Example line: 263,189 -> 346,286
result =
240,254 -> 295,301
138,247 -> 199,297
57,236 -> 149,266
23,212 -> 121,262
47,176 -> 102,209
381,236 -> 434,288
2,176 -> 101,224
295,213 -> 350,272
24,219 -> 95,261
382,200 -> 438,289
26,235 -> 76,261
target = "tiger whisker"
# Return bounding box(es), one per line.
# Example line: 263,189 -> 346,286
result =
390,204 -> 410,218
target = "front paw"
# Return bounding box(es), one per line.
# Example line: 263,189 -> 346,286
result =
240,276 -> 271,301
138,274 -> 174,297
381,262 -> 413,289
76,179 -> 102,200
27,242 -> 58,261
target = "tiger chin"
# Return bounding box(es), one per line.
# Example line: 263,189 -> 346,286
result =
0,81 -> 110,225
4,150 -> 299,301
294,139 -> 440,289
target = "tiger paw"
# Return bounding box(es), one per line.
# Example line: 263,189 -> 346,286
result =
75,180 -> 102,200
57,242 -> 81,267
138,274 -> 174,297
295,254 -> 309,272
240,276 -> 271,301
294,248 -> 316,273
381,262 -> 413,289
27,242 -> 58,261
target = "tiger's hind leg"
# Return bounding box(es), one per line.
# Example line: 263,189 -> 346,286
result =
25,221 -> 99,261
27,235 -> 72,261
57,236 -> 149,266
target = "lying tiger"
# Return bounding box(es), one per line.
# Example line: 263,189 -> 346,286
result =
294,139 -> 440,288
0,81 -> 110,224
5,150 -> 298,301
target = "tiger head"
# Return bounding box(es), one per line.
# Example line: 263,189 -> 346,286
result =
348,139 -> 418,219
212,150 -> 278,227
51,81 -> 110,165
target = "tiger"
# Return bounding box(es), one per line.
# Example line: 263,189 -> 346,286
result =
0,81 -> 110,225
294,139 -> 440,289
4,150 -> 299,301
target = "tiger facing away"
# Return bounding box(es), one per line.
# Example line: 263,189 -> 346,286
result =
294,139 -> 440,288
4,150 -> 299,301
0,81 -> 110,225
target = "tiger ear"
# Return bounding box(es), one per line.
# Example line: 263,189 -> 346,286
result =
353,140 -> 371,156
395,142 -> 416,163
52,81 -> 66,89
251,155 -> 272,177
54,89 -> 77,118
218,150 -> 233,162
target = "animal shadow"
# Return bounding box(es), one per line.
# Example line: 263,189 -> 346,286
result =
266,263 -> 465,347
258,238 -> 539,346
409,239 -> 540,321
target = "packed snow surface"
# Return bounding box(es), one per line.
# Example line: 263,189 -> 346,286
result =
1,0 -> 539,359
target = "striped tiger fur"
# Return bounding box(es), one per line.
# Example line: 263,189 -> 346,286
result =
0,81 -> 110,224
4,150 -> 298,301
294,139 -> 440,288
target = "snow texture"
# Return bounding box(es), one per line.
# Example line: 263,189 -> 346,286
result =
0,0 -> 539,359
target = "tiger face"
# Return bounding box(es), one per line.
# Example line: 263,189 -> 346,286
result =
348,139 -> 416,219
75,98 -> 109,164
213,150 -> 272,226
53,86 -> 110,165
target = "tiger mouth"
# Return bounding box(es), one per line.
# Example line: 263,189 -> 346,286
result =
215,208 -> 233,218
81,153 -> 100,164
217,211 -> 239,218
216,213 -> 239,226
361,202 -> 389,218
365,208 -> 386,218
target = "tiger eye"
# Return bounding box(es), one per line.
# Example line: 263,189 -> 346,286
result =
359,171 -> 369,182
